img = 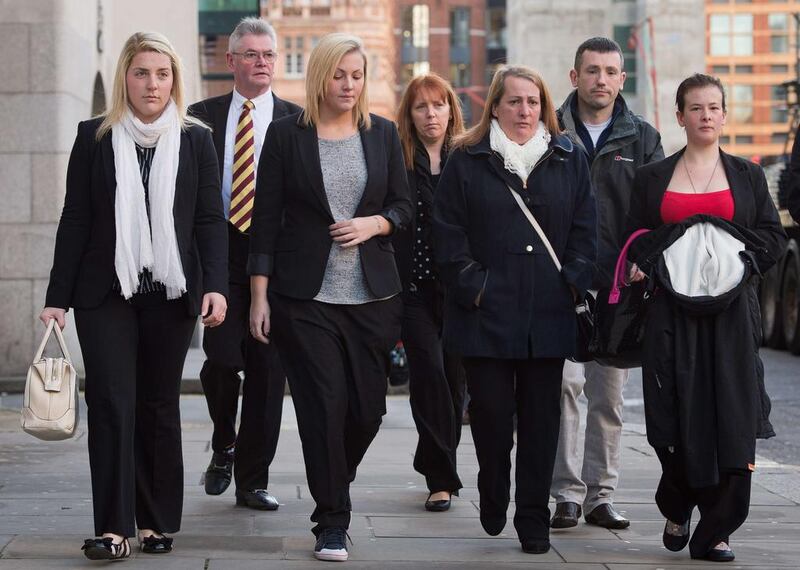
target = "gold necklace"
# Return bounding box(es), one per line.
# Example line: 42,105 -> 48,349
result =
683,154 -> 720,194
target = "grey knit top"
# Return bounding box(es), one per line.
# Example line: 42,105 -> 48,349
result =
314,133 -> 375,304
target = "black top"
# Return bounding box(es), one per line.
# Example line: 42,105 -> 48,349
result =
411,173 -> 439,282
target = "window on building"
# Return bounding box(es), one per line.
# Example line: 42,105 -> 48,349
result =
734,65 -> 753,73
401,61 -> 431,83
735,135 -> 754,144
771,64 -> 790,73
451,8 -> 470,49
199,0 -> 257,10
711,64 -> 729,74
401,5 -> 430,50
613,25 -> 637,95
451,62 -> 471,124
284,36 -> 304,77
732,84 -> 753,123
486,7 -> 506,49
720,135 -> 731,144
772,132 -> 788,143
772,107 -> 789,123
709,13 -> 753,56
772,84 -> 787,101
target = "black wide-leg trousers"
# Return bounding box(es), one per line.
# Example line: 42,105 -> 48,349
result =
269,292 -> 402,535
401,283 -> 465,494
654,446 -> 752,558
462,356 -> 564,541
75,291 -> 196,537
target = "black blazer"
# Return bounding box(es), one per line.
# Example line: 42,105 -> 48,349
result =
626,148 -> 786,275
45,117 -> 229,316
188,91 -> 302,284
247,113 -> 413,300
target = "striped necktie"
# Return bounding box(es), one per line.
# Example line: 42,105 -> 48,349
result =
229,99 -> 255,233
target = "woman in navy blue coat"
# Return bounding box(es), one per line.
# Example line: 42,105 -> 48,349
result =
432,65 -> 596,554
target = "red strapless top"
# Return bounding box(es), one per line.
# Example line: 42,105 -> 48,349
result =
660,189 -> 734,224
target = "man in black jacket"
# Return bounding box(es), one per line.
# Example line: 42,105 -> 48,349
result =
550,37 -> 664,530
188,16 -> 301,511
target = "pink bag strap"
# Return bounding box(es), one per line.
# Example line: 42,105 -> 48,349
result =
608,229 -> 650,305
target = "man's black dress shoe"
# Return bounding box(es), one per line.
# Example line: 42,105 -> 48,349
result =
662,515 -> 691,551
520,538 -> 550,554
585,504 -> 630,529
424,492 -> 451,512
235,489 -> 280,510
691,543 -> 735,562
204,447 -> 234,496
139,535 -> 173,554
551,502 -> 581,529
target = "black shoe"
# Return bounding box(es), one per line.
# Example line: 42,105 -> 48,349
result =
82,537 -> 131,560
585,504 -> 630,529
692,543 -> 735,562
424,492 -> 452,512
235,488 -> 280,511
662,515 -> 691,552
139,534 -> 173,554
314,527 -> 350,562
204,447 -> 234,495
521,538 -> 551,554
551,502 -> 581,529
479,512 -> 507,536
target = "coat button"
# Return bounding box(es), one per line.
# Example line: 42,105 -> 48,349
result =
526,245 -> 533,252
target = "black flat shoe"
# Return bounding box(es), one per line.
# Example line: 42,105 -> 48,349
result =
551,502 -> 581,529
139,534 -> 173,554
692,543 -> 735,562
235,488 -> 280,510
82,537 -> 131,560
204,448 -> 234,495
424,492 -> 451,512
662,515 -> 691,552
585,504 -> 630,529
521,538 -> 550,554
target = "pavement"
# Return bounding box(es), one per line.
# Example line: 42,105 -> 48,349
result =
1,391 -> 800,569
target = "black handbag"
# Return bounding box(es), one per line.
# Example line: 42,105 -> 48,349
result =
589,229 -> 650,368
507,186 -> 595,362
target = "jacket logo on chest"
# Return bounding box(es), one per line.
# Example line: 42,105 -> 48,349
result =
614,155 -> 634,162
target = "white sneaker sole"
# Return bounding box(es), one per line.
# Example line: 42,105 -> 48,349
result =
314,548 -> 348,562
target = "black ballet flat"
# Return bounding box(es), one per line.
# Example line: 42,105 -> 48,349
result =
424,492 -> 452,512
139,534 -> 173,554
82,537 -> 131,560
691,543 -> 735,562
662,514 -> 691,552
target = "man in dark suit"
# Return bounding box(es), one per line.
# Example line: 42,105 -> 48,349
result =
189,16 -> 301,511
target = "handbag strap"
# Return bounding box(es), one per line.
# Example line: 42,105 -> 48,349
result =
507,186 -> 562,272
33,319 -> 73,363
609,229 -> 651,304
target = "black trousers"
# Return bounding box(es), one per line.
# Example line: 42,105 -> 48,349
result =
201,257 -> 285,490
75,291 -> 196,537
270,292 -> 402,535
401,282 -> 465,493
654,446 -> 752,558
462,357 -> 564,541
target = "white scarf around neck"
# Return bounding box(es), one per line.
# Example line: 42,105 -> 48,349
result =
112,99 -> 186,299
489,118 -> 551,184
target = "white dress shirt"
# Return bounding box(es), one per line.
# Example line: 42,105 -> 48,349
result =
221,88 -> 275,218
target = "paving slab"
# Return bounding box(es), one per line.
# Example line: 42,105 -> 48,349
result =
208,562 -> 606,570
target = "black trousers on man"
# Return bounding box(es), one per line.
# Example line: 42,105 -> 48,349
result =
462,357 -> 564,542
200,223 -> 285,491
401,281 -> 465,494
75,291 -> 196,537
269,292 -> 402,535
654,446 -> 752,558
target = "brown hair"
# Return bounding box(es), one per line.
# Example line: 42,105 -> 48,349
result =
396,73 -> 465,170
676,73 -> 726,112
452,65 -> 560,150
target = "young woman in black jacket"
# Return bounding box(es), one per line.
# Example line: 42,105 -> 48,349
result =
432,65 -> 597,554
395,73 -> 466,512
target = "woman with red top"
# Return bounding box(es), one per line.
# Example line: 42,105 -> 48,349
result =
626,74 -> 786,563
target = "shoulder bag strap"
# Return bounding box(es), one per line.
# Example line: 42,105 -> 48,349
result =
507,185 -> 562,272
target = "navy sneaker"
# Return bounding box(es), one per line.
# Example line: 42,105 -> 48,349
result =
314,527 -> 349,562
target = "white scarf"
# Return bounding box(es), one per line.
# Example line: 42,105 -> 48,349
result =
112,100 -> 186,300
489,118 -> 551,183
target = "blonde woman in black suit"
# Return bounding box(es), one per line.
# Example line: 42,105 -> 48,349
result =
248,32 -> 412,562
39,32 -> 228,560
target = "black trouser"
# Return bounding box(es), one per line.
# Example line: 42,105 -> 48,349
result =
269,292 -> 402,535
75,291 -> 196,537
401,282 -> 465,493
462,357 -> 564,542
201,292 -> 285,490
654,446 -> 752,558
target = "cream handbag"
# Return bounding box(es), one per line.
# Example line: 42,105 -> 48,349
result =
21,319 -> 80,440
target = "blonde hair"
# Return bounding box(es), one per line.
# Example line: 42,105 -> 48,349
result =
453,65 -> 561,149
96,31 -> 197,140
396,73 -> 465,170
301,33 -> 370,129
